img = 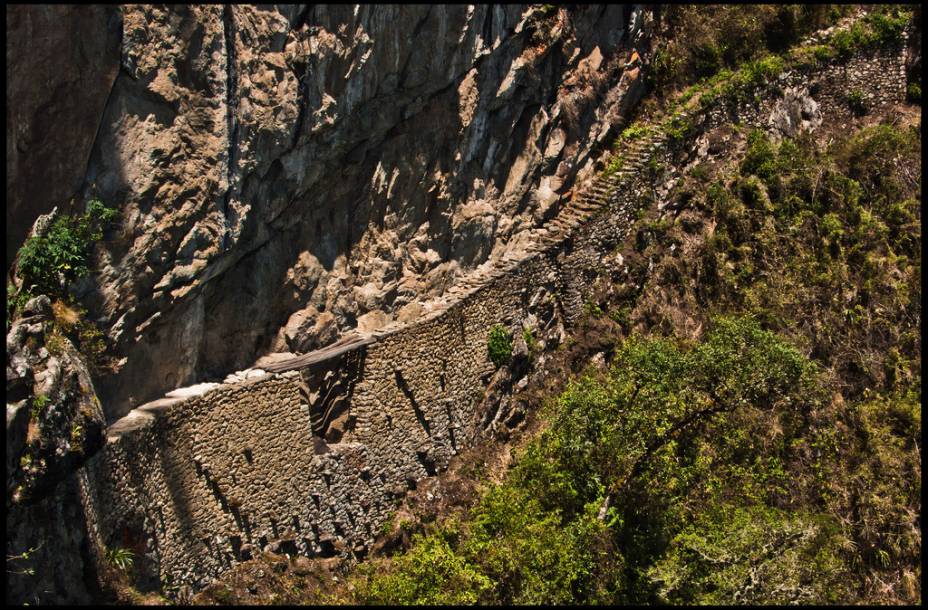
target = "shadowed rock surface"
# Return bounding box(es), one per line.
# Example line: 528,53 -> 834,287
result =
5,5 -> 121,267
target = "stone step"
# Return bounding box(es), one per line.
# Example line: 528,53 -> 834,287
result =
575,197 -> 597,209
574,202 -> 603,214
574,199 -> 602,210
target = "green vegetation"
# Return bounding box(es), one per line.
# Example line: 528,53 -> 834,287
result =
583,299 -> 605,318
105,547 -> 135,573
648,5 -> 843,93
522,327 -> 538,353
606,5 -> 914,177
846,89 -> 869,115
703,124 -> 920,399
7,199 -> 116,373
70,422 -> 84,445
48,300 -> 110,375
9,198 -> 117,320
487,325 -> 514,368
831,7 -> 910,58
649,5 -> 909,96
29,394 -> 50,419
355,530 -> 493,604
351,316 -> 915,603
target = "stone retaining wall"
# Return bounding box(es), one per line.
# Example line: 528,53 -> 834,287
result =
81,247 -> 571,593
76,37 -> 912,596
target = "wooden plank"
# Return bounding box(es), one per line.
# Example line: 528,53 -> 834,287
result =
262,336 -> 376,373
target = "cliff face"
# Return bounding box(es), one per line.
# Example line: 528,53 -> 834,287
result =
7,4 -> 647,421
6,295 -> 107,605
5,5 -> 121,267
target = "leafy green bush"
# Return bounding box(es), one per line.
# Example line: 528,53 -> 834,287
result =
487,325 -> 513,367
13,199 -> 117,309
648,506 -> 848,604
865,7 -> 911,45
354,529 -> 491,605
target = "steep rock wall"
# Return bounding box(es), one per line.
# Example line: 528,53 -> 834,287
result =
5,5 -> 121,267
8,5 -> 648,421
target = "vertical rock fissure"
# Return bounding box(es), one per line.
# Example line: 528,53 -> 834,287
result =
221,4 -> 239,250
289,67 -> 308,152
78,9 -> 124,205
395,369 -> 431,437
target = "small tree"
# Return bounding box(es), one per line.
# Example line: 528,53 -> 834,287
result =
487,325 -> 513,368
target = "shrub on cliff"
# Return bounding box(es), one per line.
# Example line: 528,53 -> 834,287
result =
354,528 -> 491,605
12,198 -> 117,309
487,325 -> 513,367
8,199 -> 117,370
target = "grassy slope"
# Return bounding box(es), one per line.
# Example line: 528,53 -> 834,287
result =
341,108 -> 921,607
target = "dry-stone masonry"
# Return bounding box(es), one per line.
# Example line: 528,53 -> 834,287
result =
75,36 -> 912,597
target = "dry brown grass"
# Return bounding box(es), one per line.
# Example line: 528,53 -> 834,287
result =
51,299 -> 80,330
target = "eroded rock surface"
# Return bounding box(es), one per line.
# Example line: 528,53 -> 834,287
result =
5,296 -> 107,504
5,295 -> 107,605
8,5 -> 646,420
